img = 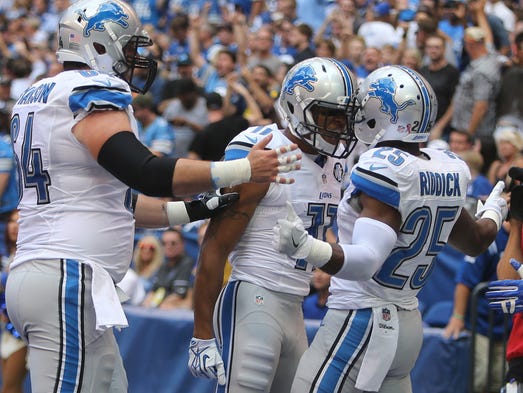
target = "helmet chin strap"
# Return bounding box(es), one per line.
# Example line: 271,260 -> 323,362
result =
294,122 -> 337,155
367,128 -> 386,149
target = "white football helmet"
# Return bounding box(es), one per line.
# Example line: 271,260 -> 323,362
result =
56,0 -> 157,94
354,65 -> 438,145
277,57 -> 359,158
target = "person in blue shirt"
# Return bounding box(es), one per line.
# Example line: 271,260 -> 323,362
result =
0,108 -> 19,258
132,93 -> 175,157
444,223 -> 510,393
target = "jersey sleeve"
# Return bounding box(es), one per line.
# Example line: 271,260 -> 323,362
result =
350,148 -> 403,209
68,71 -> 132,116
223,124 -> 277,161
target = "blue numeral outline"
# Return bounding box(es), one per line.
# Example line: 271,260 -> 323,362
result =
373,206 -> 459,289
11,112 -> 51,204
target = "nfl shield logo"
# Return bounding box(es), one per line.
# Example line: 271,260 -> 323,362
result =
255,295 -> 264,305
382,307 -> 391,321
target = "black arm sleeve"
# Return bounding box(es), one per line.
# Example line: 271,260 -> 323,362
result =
97,131 -> 177,197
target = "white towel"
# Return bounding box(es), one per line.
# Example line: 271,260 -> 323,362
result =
83,261 -> 128,331
355,305 -> 399,391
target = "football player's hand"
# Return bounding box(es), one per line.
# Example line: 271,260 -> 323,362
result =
475,180 -> 508,230
273,202 -> 332,267
247,135 -> 301,185
486,259 -> 523,314
186,190 -> 239,221
166,190 -> 239,226
188,338 -> 226,385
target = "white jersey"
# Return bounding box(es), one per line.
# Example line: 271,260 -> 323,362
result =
329,146 -> 471,310
224,124 -> 347,296
11,70 -> 138,283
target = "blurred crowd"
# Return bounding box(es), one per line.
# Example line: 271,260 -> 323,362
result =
0,0 -> 522,390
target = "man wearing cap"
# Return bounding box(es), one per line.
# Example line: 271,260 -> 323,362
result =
450,26 -> 501,173
357,1 -> 401,49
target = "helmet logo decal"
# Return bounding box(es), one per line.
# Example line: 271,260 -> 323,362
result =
368,77 -> 416,123
283,64 -> 317,95
77,2 -> 129,37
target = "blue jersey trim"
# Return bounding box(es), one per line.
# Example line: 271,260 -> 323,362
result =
69,88 -> 132,114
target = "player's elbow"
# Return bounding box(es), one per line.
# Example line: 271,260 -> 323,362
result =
336,244 -> 384,281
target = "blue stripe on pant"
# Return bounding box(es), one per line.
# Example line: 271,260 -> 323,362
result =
57,259 -> 84,393
316,308 -> 372,393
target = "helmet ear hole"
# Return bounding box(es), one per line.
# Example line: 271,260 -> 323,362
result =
367,119 -> 376,129
93,42 -> 106,55
287,102 -> 294,114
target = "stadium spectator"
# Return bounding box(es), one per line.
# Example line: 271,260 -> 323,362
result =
420,33 -> 461,141
289,22 -> 316,66
187,92 -> 249,161
354,46 -> 383,82
497,31 -> 523,122
448,129 -> 476,154
241,64 -> 280,123
449,26 -> 502,174
162,78 -> 209,158
357,1 -> 401,50
132,93 -> 175,157
142,228 -> 195,309
246,25 -> 283,77
487,121 -> 523,188
132,235 -> 164,293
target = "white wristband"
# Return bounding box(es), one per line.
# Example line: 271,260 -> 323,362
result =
166,201 -> 190,227
480,210 -> 502,231
307,237 -> 333,268
210,158 -> 251,189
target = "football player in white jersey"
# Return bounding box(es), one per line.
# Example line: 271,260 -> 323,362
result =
188,57 -> 359,392
4,1 -> 301,392
273,65 -> 508,393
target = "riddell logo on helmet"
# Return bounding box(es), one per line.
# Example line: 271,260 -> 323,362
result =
77,2 -> 129,37
368,77 -> 415,124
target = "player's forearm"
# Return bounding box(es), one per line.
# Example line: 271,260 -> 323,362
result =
498,219 -> 523,279
172,158 -> 251,196
192,250 -> 227,339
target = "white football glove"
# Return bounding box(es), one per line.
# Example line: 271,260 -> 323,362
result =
188,338 -> 226,385
273,202 -> 332,267
475,180 -> 508,231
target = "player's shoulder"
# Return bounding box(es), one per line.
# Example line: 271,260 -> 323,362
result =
231,123 -> 283,146
225,123 -> 285,160
59,70 -> 132,115
355,146 -> 416,176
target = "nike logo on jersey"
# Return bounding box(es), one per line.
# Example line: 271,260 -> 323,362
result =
369,163 -> 388,171
92,78 -> 112,88
245,135 -> 258,145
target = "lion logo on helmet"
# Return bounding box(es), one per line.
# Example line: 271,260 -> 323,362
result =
282,64 -> 318,95
368,77 -> 415,123
77,2 -> 129,37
